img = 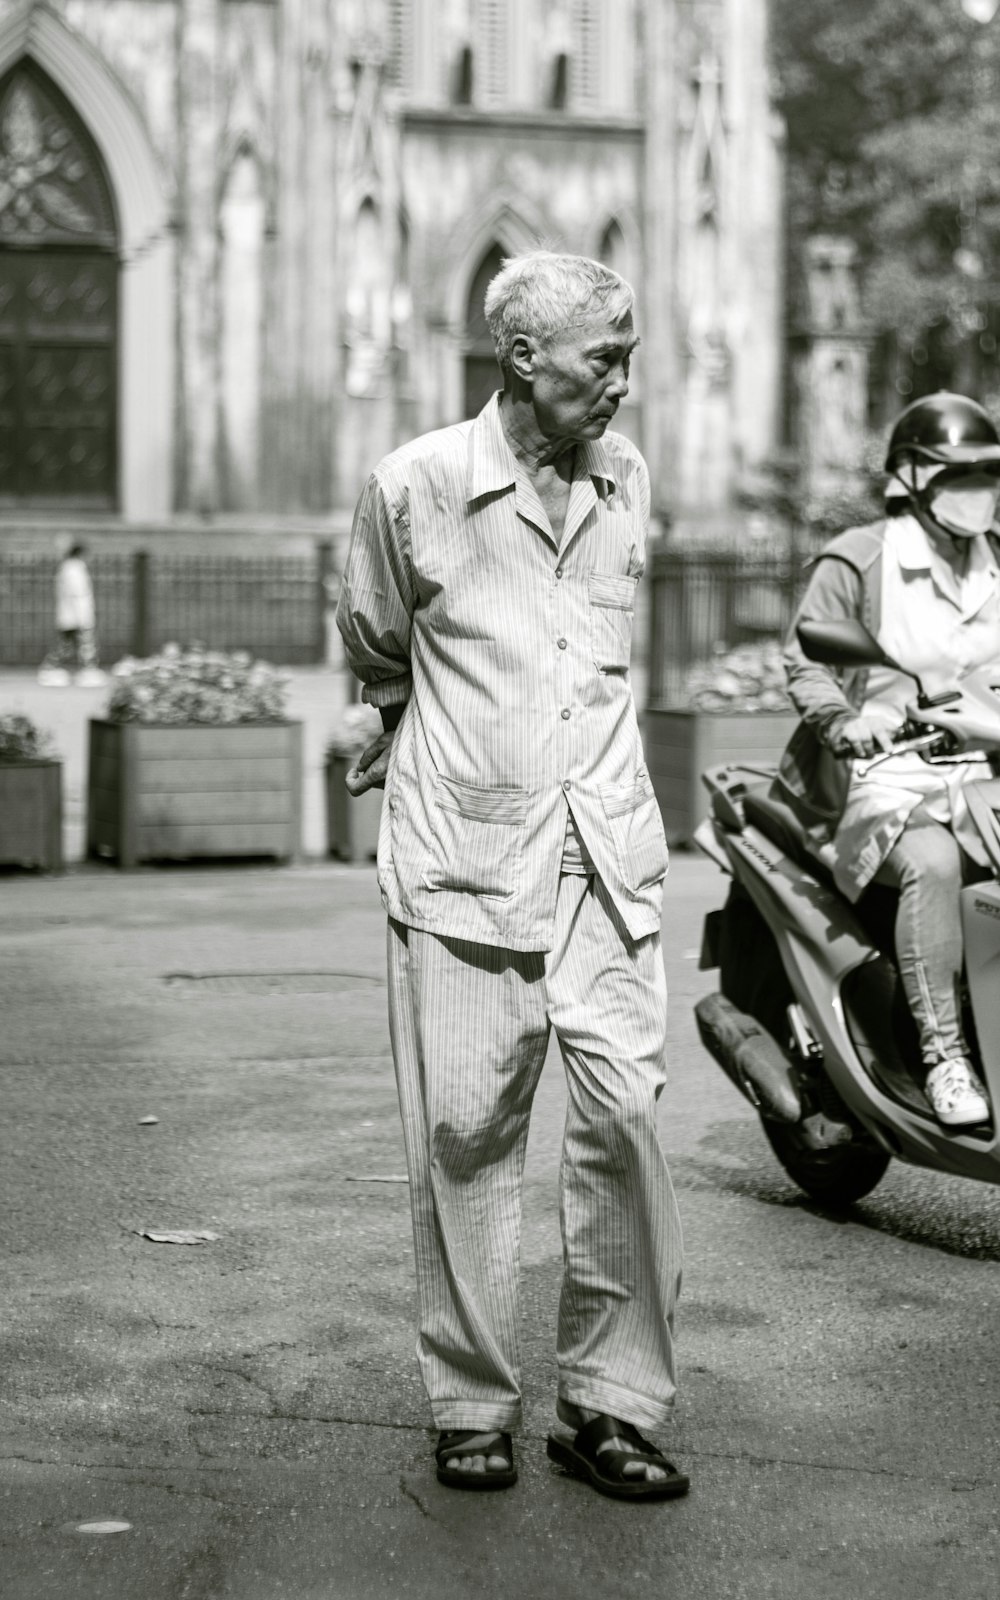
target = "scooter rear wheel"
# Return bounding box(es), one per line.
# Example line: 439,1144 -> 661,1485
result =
761,1118 -> 890,1207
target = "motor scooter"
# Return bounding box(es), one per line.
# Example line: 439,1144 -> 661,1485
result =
692,617 -> 1000,1205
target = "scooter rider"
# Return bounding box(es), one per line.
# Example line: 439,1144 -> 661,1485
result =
779,392 -> 1000,1128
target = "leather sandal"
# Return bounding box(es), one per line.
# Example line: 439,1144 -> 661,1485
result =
435,1429 -> 517,1490
546,1414 -> 689,1501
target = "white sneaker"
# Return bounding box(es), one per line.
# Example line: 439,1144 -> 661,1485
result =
74,667 -> 107,688
37,666 -> 71,686
925,1059 -> 990,1127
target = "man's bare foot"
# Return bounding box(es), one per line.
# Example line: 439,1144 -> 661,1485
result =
448,1432 -> 512,1475
560,1405 -> 668,1482
435,1430 -> 516,1486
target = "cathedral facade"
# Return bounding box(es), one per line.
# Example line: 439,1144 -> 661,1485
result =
0,0 -> 783,532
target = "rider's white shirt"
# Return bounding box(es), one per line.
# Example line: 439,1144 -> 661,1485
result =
829,514 -> 1000,900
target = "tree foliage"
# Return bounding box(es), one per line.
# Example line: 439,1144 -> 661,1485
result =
771,0 -> 1000,415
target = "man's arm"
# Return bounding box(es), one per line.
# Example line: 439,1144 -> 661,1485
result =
783,555 -> 894,759
336,471 -> 415,794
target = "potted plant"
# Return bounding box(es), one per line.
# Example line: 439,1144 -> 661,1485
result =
645,640 -> 799,845
86,645 -> 301,868
0,713 -> 63,871
325,703 -> 384,863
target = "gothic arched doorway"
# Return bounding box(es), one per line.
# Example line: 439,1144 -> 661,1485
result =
463,242 -> 504,419
0,61 -> 118,508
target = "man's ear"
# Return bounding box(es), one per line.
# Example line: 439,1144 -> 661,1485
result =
509,333 -> 536,383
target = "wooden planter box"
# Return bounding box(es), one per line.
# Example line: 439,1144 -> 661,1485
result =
325,756 -> 383,862
644,710 -> 799,846
86,720 -> 302,869
0,760 -> 63,871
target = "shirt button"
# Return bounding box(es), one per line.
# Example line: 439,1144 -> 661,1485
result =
563,779 -> 572,791
561,708 -> 571,720
557,637 -> 567,650
555,567 -> 563,579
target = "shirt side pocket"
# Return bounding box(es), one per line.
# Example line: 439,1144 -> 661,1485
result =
425,775 -> 529,900
600,771 -> 669,895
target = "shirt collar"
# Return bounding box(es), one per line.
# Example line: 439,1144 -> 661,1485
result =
465,392 -> 618,502
891,512 -> 998,574
890,514 -> 934,572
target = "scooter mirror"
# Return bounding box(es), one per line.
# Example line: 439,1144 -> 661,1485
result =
797,618 -> 935,702
797,618 -> 891,669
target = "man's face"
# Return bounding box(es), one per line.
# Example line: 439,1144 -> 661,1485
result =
523,311 -> 637,442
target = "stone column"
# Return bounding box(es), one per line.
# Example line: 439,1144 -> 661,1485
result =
793,235 -> 871,501
725,0 -> 784,490
639,0 -> 682,519
177,0 -> 220,512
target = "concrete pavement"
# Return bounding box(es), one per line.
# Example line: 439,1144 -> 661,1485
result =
2,856 -> 1000,1599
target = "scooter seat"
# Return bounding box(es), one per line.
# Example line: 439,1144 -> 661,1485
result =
741,782 -> 836,889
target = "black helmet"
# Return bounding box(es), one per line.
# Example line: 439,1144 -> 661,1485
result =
885,391 -> 1000,474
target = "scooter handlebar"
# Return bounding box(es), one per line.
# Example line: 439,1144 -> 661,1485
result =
854,728 -> 951,780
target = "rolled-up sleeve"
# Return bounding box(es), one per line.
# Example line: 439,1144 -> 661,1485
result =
783,556 -> 863,741
336,470 -> 415,710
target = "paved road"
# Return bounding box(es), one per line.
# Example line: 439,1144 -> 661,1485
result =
2,856 -> 999,1599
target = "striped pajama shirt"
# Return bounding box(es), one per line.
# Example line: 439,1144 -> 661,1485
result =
337,394 -> 682,1430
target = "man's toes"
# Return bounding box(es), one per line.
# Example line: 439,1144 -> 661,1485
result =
486,1454 -> 510,1473
621,1458 -> 668,1480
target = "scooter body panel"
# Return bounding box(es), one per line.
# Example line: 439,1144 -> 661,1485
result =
963,879 -> 1000,1082
715,819 -> 1000,1184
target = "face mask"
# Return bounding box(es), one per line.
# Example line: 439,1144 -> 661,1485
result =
929,480 -> 1000,537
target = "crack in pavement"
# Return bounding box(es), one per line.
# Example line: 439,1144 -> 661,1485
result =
398,1476 -> 434,1520
4,1436 -> 993,1493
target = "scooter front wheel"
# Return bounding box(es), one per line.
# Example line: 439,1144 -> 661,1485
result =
761,1118 -> 890,1207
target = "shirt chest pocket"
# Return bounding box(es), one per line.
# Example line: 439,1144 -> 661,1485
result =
589,572 -> 637,673
425,775 -> 528,900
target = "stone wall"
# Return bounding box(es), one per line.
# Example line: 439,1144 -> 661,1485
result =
0,0 -> 786,527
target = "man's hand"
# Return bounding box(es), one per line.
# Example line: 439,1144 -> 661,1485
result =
345,730 -> 395,795
829,715 -> 897,760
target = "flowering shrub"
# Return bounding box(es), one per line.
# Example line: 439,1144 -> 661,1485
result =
679,640 -> 791,714
325,702 -> 384,760
0,713 -> 54,762
106,644 -> 288,725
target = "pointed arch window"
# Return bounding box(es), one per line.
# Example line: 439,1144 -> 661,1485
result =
548,52 -> 569,110
599,218 -> 629,278
599,218 -> 640,397
0,60 -> 119,508
464,241 -> 504,419
451,44 -> 475,106
219,150 -> 265,511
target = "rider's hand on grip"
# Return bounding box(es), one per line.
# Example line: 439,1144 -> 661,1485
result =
829,715 -> 897,760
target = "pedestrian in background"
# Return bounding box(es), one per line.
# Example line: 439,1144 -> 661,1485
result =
39,543 -> 105,687
336,250 -> 688,1502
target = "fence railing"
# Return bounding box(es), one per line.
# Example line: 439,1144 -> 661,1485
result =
0,544 -> 335,667
646,543 -> 813,708
3,536 -> 816,686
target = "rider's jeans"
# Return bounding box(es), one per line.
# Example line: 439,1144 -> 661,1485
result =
873,802 -> 986,1071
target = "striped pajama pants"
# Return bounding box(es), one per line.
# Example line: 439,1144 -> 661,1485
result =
386,870 -> 683,1433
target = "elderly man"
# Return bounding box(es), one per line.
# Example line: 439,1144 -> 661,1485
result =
336,251 -> 686,1502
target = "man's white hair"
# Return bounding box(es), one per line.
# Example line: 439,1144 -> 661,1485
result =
484,250 -> 635,373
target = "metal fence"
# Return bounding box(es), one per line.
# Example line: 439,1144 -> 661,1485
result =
646,543 -> 813,708
0,545 -> 334,666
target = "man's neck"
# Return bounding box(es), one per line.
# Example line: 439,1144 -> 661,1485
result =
498,393 -> 576,476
